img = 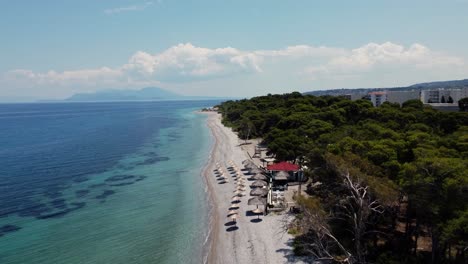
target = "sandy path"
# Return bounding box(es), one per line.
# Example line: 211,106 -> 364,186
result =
201,112 -> 304,264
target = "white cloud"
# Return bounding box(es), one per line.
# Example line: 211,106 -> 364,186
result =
303,42 -> 464,79
122,43 -> 262,81
1,42 -> 465,99
104,1 -> 154,15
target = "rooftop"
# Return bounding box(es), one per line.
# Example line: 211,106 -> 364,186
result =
266,162 -> 300,172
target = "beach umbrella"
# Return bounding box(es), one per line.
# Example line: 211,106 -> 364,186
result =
248,197 -> 266,206
229,205 -> 239,210
252,208 -> 263,214
227,210 -> 237,216
250,180 -> 268,188
252,208 -> 263,219
250,188 -> 268,197
232,197 -> 241,202
250,174 -> 268,181
249,167 -> 263,174
233,190 -> 241,194
231,214 -> 237,222
243,160 -> 255,168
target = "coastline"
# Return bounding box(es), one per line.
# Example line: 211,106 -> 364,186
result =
200,112 -> 305,264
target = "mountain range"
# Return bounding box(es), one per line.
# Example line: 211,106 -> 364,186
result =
65,87 -> 224,102
304,79 -> 468,96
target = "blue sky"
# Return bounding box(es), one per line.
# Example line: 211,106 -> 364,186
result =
1,0 -> 468,100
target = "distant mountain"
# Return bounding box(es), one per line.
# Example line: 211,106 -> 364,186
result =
304,78 -> 468,96
66,87 -> 181,101
409,79 -> 468,89
65,87 -> 225,102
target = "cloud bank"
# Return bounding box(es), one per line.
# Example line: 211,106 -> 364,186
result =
1,42 -> 465,98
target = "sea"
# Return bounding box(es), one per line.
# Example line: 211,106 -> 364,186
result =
0,101 -> 219,264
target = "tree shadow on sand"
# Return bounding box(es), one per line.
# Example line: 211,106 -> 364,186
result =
276,239 -> 310,263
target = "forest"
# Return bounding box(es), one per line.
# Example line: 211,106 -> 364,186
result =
217,92 -> 468,264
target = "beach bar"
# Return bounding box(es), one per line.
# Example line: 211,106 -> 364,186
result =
266,161 -> 303,183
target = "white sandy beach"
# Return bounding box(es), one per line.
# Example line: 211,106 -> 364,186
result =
202,112 -> 305,264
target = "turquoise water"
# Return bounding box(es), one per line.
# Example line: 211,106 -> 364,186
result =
0,102 -> 215,263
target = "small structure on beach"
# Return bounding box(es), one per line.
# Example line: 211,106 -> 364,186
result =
266,161 -> 303,182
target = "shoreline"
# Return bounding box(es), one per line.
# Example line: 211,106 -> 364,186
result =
200,112 -> 305,264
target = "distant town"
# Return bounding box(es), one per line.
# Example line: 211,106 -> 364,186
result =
305,78 -> 468,110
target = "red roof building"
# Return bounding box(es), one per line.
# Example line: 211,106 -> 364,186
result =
266,162 -> 300,172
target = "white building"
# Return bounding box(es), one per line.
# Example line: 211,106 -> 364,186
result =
369,92 -> 387,107
387,90 -> 420,105
421,88 -> 468,104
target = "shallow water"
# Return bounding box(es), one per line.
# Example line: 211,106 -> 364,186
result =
0,101 -> 217,263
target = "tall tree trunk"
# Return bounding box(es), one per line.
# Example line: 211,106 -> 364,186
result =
413,219 -> 420,255
431,226 -> 440,264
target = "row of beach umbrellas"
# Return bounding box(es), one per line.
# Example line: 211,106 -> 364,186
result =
243,160 -> 267,218
228,160 -> 246,223
217,160 -> 268,225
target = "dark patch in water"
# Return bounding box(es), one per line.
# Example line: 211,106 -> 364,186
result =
75,189 -> 89,198
116,164 -> 135,170
17,203 -> 52,218
35,201 -> 86,220
0,224 -> 22,237
69,202 -> 86,209
134,176 -> 147,182
95,190 -> 115,199
109,182 -> 135,187
105,175 -> 147,187
89,183 -> 106,189
136,156 -> 170,166
105,175 -> 135,182
168,133 -> 179,138
44,191 -> 63,199
36,210 -> 69,219
73,177 -> 89,183
143,151 -> 157,157
1,224 -> 21,233
50,199 -> 67,209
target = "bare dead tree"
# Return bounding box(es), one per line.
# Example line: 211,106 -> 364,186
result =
291,195 -> 355,263
338,172 -> 385,264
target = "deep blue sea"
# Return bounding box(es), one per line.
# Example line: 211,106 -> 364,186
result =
0,101 -> 217,263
